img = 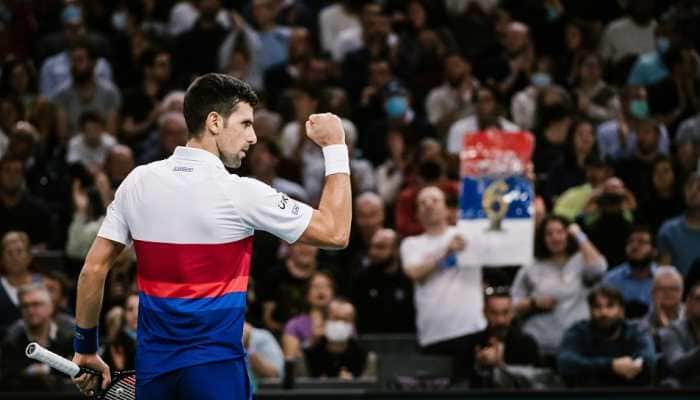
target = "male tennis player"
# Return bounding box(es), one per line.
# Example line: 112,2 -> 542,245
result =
71,73 -> 351,398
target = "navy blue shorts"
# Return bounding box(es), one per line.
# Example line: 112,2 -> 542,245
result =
137,358 -> 251,400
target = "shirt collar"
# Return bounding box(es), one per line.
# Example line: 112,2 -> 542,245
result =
621,262 -> 658,278
173,146 -> 226,170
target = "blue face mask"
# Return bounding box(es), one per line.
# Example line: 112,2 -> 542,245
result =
531,72 -> 552,88
111,11 -> 127,32
629,99 -> 650,119
385,96 -> 408,119
656,37 -> 670,54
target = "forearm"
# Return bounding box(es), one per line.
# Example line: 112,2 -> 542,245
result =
315,172 -> 352,248
249,353 -> 280,378
75,264 -> 110,329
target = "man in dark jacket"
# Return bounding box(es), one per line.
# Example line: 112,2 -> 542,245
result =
658,280 -> 700,387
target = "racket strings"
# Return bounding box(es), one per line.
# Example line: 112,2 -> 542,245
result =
102,374 -> 136,400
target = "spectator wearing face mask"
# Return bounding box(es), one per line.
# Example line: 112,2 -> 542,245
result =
558,285 -> 656,387
604,226 -> 659,318
304,299 -> 367,379
596,86 -> 670,162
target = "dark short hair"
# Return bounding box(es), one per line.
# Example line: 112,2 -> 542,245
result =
42,269 -> 72,298
534,214 -> 578,259
68,36 -> 97,61
627,224 -> 654,246
587,284 -> 625,309
183,73 -> 258,137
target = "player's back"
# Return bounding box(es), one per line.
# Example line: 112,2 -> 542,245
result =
112,147 -> 253,384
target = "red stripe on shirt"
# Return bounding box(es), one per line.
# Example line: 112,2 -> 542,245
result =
133,237 -> 252,284
137,274 -> 249,298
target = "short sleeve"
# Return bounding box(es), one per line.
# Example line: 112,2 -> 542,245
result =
399,237 -> 422,270
657,222 -> 673,255
97,176 -> 132,245
235,177 -> 313,244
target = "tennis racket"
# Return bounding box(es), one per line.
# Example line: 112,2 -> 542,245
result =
25,342 -> 136,400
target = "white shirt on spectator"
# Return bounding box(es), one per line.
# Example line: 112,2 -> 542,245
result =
167,1 -> 230,37
446,115 -> 519,154
510,86 -> 538,131
400,226 -> 486,347
425,81 -> 478,128
319,3 -> 361,55
601,17 -> 657,63
66,133 -> 117,168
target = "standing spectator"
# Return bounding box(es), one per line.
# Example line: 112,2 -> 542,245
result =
120,47 -> 174,146
49,39 -> 122,137
174,0 -> 229,83
425,53 -> 479,136
38,5 -> 112,97
657,172 -> 700,277
558,285 -> 656,387
596,86 -> 669,162
604,226 -> 658,318
0,231 -> 43,336
65,111 -> 117,170
0,283 -> 74,391
250,0 -> 291,72
353,229 -> 415,333
580,177 -> 638,267
639,156 -> 685,234
639,266 -> 685,340
544,119 -> 598,201
318,1 -> 361,56
600,0 -> 657,65
0,157 -> 52,248
281,271 -> 335,359
658,281 -> 700,387
400,186 -> 486,354
572,53 -> 621,124
304,299 -> 367,379
512,216 -> 607,361
260,242 -> 320,334
452,287 -> 540,387
447,86 -> 519,155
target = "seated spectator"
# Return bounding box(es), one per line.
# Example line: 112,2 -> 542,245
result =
0,157 -> 53,248
400,186 -> 485,354
553,156 -> 612,221
614,118 -> 664,204
510,57 -> 558,132
352,228 -> 415,333
558,285 -> 656,387
512,216 -> 607,362
425,53 -> 479,136
41,269 -> 75,332
304,299 -> 367,379
136,112 -> 189,166
0,231 -> 43,336
244,321 -> 285,385
0,283 -> 74,391
658,281 -> 700,387
282,271 -> 336,358
452,287 -> 539,387
604,225 -> 658,318
600,0 -> 657,65
65,111 -> 116,169
639,266 -> 685,342
375,127 -> 408,206
572,53 -> 620,124
260,242 -> 320,334
579,177 -> 637,267
658,172 -> 700,277
101,291 -> 137,371
544,118 -> 598,201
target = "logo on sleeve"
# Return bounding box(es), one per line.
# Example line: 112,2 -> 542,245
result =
292,203 -> 300,215
278,194 -> 289,209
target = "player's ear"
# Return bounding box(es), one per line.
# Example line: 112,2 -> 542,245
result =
205,112 -> 222,136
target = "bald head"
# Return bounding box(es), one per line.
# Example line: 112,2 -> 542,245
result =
417,186 -> 448,229
368,228 -> 398,265
355,192 -> 385,242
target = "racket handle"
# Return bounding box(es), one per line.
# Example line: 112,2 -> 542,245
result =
26,342 -> 81,378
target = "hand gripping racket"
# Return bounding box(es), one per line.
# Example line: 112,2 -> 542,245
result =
25,342 -> 136,399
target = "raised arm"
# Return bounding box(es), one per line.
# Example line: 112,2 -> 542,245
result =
297,114 -> 352,249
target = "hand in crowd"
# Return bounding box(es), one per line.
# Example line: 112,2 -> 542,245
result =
475,340 -> 504,368
447,234 -> 467,253
71,180 -> 89,215
532,295 -> 557,312
611,357 -> 643,381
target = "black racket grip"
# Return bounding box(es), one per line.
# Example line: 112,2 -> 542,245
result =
76,367 -> 100,378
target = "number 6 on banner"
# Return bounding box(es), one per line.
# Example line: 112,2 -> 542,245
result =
25,342 -> 136,400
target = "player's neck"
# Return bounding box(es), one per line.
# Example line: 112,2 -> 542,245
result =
186,137 -> 220,159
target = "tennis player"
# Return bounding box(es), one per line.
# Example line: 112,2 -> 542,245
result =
71,73 -> 351,398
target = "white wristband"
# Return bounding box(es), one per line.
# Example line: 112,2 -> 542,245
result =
322,144 -> 350,176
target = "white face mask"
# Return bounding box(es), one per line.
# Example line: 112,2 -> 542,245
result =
324,320 -> 353,343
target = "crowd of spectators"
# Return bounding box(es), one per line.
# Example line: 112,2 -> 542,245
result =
1,0 -> 700,393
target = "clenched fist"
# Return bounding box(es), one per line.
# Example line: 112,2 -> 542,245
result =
305,113 -> 345,147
